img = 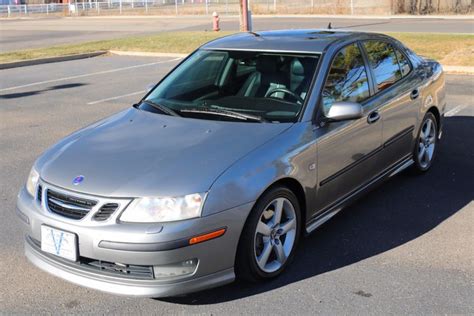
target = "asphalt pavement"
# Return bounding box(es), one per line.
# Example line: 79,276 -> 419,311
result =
1,15 -> 473,52
0,56 -> 473,314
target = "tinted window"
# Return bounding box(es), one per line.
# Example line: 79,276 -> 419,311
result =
363,41 -> 402,91
144,50 -> 320,123
181,52 -> 226,84
322,43 -> 370,115
394,48 -> 411,77
159,51 -> 227,99
236,60 -> 255,76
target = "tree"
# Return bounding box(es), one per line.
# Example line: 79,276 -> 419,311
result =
454,0 -> 462,13
409,0 -> 418,14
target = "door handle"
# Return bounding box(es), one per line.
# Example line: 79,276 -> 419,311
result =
410,89 -> 420,100
367,111 -> 380,124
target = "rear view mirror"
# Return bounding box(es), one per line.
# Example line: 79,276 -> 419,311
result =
325,101 -> 363,122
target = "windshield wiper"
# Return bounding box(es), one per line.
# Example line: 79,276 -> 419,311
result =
180,107 -> 268,123
142,100 -> 181,117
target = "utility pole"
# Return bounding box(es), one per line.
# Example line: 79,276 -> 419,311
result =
239,0 -> 249,31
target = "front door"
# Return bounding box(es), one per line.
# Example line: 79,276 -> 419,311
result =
314,43 -> 383,213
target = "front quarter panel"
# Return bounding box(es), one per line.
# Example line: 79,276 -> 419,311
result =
202,122 -> 318,218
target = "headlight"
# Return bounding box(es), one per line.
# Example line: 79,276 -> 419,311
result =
120,193 -> 206,223
26,167 -> 40,197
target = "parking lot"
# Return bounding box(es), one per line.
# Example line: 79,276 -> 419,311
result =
0,55 -> 472,314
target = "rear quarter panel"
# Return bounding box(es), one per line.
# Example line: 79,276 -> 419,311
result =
416,58 -> 446,135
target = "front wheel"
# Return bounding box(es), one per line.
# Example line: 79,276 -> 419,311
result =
413,112 -> 438,173
236,186 -> 301,282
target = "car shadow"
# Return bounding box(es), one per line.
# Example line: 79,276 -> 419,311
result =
0,83 -> 86,99
159,115 -> 473,305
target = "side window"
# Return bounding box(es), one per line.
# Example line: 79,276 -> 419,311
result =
363,41 -> 402,92
322,43 -> 370,115
394,47 -> 412,77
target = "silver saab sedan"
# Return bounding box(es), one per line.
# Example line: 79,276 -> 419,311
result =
16,30 -> 445,297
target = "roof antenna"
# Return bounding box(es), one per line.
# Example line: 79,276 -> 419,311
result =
327,22 -> 332,29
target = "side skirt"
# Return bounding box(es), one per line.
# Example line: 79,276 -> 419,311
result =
305,155 -> 414,234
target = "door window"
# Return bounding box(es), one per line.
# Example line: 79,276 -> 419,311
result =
363,41 -> 402,92
394,47 -> 412,77
322,43 -> 370,115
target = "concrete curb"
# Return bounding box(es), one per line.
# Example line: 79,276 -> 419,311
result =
0,51 -> 107,70
1,50 -> 472,75
110,51 -> 474,75
108,50 -> 188,58
58,14 -> 474,20
0,50 -> 185,70
442,66 -> 474,75
254,14 -> 474,20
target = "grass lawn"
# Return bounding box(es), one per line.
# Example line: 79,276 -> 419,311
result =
0,31 -> 472,67
390,32 -> 474,67
0,32 -> 234,63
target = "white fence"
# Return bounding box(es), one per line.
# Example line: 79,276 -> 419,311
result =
0,0 -> 471,17
0,0 -> 242,17
0,0 -> 395,17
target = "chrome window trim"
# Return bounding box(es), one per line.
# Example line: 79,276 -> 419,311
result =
202,47 -> 323,54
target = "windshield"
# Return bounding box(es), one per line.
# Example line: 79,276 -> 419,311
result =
141,49 -> 320,123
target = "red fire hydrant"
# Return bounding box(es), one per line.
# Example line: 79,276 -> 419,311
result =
212,11 -> 220,32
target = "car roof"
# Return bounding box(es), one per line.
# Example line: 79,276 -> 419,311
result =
201,29 -> 391,54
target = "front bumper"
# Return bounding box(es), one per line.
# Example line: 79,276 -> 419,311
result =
25,236 -> 234,297
17,185 -> 253,297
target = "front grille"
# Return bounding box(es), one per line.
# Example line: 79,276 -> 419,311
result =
37,185 -> 42,203
93,203 -> 119,221
47,189 -> 97,220
81,258 -> 154,279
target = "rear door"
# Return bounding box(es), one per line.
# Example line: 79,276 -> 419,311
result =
361,40 -> 422,166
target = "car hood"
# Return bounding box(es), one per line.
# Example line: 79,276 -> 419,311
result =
39,108 -> 291,197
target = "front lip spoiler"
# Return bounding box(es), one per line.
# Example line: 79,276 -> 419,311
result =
98,227 -> 227,252
25,235 -> 235,297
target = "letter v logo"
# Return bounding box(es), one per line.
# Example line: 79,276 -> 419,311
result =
51,230 -> 64,255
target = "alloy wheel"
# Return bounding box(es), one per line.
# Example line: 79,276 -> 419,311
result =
417,117 -> 436,168
254,197 -> 297,273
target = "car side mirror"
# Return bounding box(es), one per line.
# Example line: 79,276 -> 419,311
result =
146,83 -> 155,92
325,101 -> 363,122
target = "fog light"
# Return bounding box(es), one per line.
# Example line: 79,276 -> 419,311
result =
153,259 -> 198,280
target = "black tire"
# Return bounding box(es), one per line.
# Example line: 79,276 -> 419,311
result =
412,112 -> 438,174
235,185 -> 301,282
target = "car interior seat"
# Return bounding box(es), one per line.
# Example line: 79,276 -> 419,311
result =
238,55 -> 289,99
290,58 -> 314,100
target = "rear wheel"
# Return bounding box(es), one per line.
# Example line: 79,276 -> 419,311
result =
236,186 -> 301,282
413,112 -> 438,173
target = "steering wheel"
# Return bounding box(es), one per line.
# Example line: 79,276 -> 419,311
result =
264,87 -> 305,105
